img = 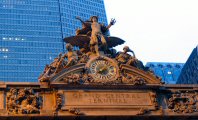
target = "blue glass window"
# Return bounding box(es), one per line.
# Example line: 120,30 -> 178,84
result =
0,0 -> 108,82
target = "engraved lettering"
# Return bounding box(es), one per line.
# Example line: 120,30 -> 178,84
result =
66,92 -> 152,106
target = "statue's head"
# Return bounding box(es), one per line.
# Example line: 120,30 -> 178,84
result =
66,43 -> 73,51
123,46 -> 133,53
123,46 -> 129,52
90,16 -> 98,22
58,53 -> 62,57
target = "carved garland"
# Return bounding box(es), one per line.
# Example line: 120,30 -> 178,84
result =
55,91 -> 64,111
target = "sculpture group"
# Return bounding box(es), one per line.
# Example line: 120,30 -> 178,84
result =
38,15 -> 159,84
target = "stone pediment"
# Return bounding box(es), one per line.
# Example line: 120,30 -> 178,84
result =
49,56 -> 162,85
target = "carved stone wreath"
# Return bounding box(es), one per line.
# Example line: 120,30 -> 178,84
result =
168,91 -> 198,113
6,88 -> 41,114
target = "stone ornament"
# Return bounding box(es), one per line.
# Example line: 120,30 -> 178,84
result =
168,91 -> 198,113
6,88 -> 41,114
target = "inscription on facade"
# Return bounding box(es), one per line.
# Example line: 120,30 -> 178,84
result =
64,91 -> 152,106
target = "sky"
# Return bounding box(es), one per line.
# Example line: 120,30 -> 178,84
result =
104,0 -> 198,64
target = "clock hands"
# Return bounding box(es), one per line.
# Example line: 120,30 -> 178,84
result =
89,58 -> 118,81
97,66 -> 108,74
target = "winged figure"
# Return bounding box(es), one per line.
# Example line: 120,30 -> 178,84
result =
75,16 -> 111,36
65,16 -> 124,48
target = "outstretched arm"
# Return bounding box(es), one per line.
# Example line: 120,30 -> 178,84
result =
130,50 -> 136,58
106,18 -> 116,30
76,16 -> 86,26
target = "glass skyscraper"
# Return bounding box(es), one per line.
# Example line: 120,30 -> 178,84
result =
177,46 -> 198,84
0,0 -> 108,82
146,62 -> 184,84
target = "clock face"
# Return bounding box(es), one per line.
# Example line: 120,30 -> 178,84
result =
89,58 -> 118,81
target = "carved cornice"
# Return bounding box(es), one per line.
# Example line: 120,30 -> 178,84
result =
0,84 -> 197,118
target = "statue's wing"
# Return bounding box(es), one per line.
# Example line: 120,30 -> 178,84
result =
105,36 -> 125,48
64,35 -> 90,48
101,25 -> 108,35
84,21 -> 92,27
77,27 -> 91,36
77,21 -> 92,36
64,35 -> 125,48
